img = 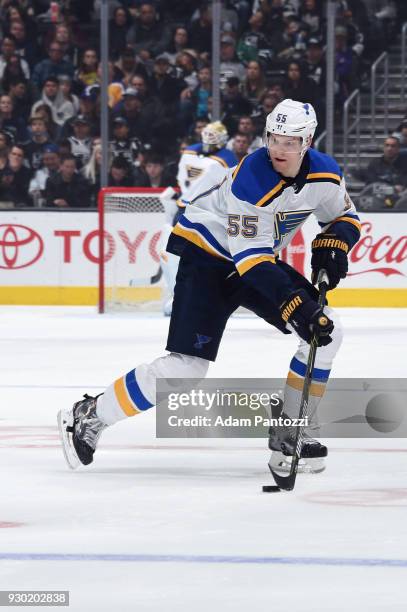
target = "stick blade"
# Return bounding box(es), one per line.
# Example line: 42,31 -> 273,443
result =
268,463 -> 296,491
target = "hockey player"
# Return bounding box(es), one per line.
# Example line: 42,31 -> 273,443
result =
160,121 -> 237,315
58,99 -> 361,475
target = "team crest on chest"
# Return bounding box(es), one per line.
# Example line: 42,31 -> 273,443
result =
186,165 -> 204,181
273,210 -> 312,248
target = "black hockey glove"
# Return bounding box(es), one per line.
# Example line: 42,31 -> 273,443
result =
280,289 -> 334,346
311,233 -> 349,290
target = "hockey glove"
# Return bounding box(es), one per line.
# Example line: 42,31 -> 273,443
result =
280,289 -> 334,346
311,233 -> 349,290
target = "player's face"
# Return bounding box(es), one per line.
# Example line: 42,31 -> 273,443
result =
267,134 -> 303,176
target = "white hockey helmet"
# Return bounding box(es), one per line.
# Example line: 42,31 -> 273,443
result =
201,121 -> 228,152
265,99 -> 318,157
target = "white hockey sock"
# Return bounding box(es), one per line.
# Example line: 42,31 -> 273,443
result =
283,307 -> 343,433
96,353 -> 210,426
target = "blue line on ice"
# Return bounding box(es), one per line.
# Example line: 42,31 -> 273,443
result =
0,553 -> 406,568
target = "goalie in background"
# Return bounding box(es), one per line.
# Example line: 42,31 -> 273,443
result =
159,121 -> 237,315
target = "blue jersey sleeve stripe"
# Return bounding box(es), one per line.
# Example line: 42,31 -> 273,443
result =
178,216 -> 231,259
233,247 -> 275,263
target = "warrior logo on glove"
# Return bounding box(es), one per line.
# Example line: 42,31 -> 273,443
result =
311,233 -> 349,290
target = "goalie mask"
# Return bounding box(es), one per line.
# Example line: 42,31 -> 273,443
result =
201,121 -> 228,153
264,99 -> 318,159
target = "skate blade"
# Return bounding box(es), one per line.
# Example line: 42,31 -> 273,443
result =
269,455 -> 326,475
57,409 -> 80,470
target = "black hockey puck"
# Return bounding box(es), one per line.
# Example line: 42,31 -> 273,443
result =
262,485 -> 281,493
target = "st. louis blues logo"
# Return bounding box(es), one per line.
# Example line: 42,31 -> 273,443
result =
194,333 -> 212,350
273,210 -> 312,249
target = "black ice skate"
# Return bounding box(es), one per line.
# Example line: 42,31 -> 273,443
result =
57,394 -> 106,469
268,416 -> 327,474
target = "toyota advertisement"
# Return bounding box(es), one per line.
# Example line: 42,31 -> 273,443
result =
0,210 -> 406,306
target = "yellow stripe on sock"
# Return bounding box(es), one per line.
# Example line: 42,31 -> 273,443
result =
114,377 -> 139,416
287,371 -> 326,397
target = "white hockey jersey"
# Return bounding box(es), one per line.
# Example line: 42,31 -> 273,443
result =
169,146 -> 361,303
177,143 -> 237,206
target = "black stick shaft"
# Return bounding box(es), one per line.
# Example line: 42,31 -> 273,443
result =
270,270 -> 329,491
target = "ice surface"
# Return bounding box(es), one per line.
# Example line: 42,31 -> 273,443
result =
0,306 -> 406,611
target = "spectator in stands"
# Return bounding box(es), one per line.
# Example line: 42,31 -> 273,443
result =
128,73 -> 169,143
166,27 -> 190,64
392,121 -> 407,153
230,131 -> 250,161
50,24 -> 77,64
115,46 -> 148,87
277,15 -> 308,61
68,115 -> 93,169
32,42 -> 74,92
109,117 -> 143,164
0,52 -> 28,94
29,145 -> 61,207
58,75 -> 80,118
0,35 -> 30,80
31,76 -> 69,128
188,116 -> 209,142
108,155 -> 135,188
0,94 -> 27,142
236,11 -> 269,63
0,144 -> 32,207
176,50 -> 199,90
74,48 -> 99,92
45,153 -> 91,208
226,115 -> 262,153
282,61 -> 320,109
8,19 -> 37,69
60,86 -> 100,139
299,0 -> 323,36
306,37 -> 325,90
0,130 -> 12,158
188,3 -> 213,56
24,116 -> 54,171
222,76 -> 252,134
6,77 -> 33,122
133,151 -> 177,187
112,87 -> 148,141
109,6 -> 132,61
30,103 -> 59,142
126,2 -> 171,60
359,137 -> 407,193
220,35 -> 246,87
180,65 -> 212,125
335,25 -> 358,104
251,91 -> 281,135
242,60 -> 267,105
150,54 -> 186,117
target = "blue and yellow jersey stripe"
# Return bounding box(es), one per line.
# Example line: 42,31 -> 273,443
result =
233,247 -> 276,275
172,216 -> 233,261
327,213 -> 361,232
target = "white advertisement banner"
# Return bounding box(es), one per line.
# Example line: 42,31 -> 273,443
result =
0,210 -> 406,300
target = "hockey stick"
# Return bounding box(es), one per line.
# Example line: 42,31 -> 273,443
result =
268,269 -> 329,491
